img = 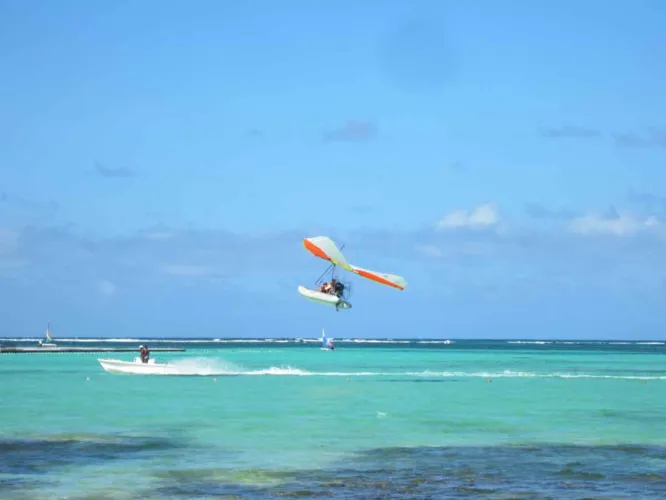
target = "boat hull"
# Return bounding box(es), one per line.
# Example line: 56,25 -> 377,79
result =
297,285 -> 352,309
98,357 -> 176,375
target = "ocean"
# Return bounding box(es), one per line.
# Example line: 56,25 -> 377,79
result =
1,337 -> 665,499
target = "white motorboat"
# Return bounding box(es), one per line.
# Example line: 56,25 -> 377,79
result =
97,357 -> 177,375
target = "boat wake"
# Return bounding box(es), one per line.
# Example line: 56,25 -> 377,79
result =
160,364 -> 666,380
227,368 -> 666,380
97,356 -> 666,380
165,357 -> 244,376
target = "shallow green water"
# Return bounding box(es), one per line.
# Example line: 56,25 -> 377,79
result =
1,339 -> 665,498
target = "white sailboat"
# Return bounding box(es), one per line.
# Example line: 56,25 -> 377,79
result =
320,328 -> 335,351
38,322 -> 56,346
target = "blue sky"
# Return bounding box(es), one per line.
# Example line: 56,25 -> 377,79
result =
1,0 -> 666,339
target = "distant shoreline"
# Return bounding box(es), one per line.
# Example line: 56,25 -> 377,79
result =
0,336 -> 663,342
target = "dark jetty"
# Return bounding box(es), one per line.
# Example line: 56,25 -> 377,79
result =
0,346 -> 186,354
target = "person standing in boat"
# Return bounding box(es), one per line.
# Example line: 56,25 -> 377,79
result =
139,344 -> 150,363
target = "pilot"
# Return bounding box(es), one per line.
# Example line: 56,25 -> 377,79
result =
139,345 -> 150,363
329,279 -> 339,295
333,280 -> 345,297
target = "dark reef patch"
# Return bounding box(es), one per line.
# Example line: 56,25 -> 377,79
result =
0,434 -> 182,477
150,443 -> 666,499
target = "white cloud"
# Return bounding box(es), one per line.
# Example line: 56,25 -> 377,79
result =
161,264 -> 215,277
0,228 -> 27,273
0,228 -> 19,256
415,244 -> 442,258
143,231 -> 174,240
436,203 -> 499,229
98,279 -> 116,295
0,258 -> 28,272
569,212 -> 660,236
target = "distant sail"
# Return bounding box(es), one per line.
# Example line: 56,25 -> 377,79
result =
321,328 -> 333,348
45,322 -> 53,342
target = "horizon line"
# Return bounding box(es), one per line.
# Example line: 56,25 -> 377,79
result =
1,336 -> 664,342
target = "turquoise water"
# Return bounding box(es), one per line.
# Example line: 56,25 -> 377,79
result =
1,338 -> 665,498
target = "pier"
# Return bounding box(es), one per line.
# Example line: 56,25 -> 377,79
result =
0,346 -> 186,354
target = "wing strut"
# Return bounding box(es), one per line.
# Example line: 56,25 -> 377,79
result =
314,244 -> 345,285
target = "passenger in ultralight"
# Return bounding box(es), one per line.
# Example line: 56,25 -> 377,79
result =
319,279 -> 345,298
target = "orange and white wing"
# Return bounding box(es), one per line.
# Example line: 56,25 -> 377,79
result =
349,265 -> 407,290
302,236 -> 352,271
303,236 -> 406,291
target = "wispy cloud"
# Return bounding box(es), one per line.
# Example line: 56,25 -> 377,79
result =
378,17 -> 453,91
538,126 -> 666,151
524,202 -> 577,220
436,203 -> 499,230
612,129 -> 666,149
418,200 -> 666,272
6,225 -> 306,294
350,204 -> 375,214
449,161 -> 465,172
569,211 -> 659,236
94,163 -> 136,178
161,264 -> 219,277
0,192 -> 59,214
323,120 -> 377,142
612,132 -> 651,149
538,126 -> 601,139
4,201 -> 666,311
141,231 -> 175,241
0,228 -> 27,274
0,228 -> 19,255
98,279 -> 116,295
627,189 -> 666,216
414,244 -> 442,258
